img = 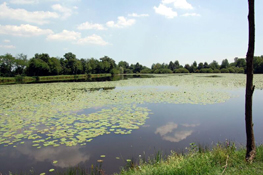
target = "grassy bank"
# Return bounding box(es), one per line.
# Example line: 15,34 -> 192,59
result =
117,143 -> 263,175
5,143 -> 263,175
0,74 -> 111,85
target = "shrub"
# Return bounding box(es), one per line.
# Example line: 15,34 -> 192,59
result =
236,67 -> 244,73
200,68 -> 213,73
157,68 -> 173,74
213,69 -> 221,73
140,68 -> 152,74
228,68 -> 236,73
174,68 -> 189,73
125,69 -> 133,74
15,75 -> 24,83
220,68 -> 229,73
110,68 -> 120,75
154,68 -> 173,74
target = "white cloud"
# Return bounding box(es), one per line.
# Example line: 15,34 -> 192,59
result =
181,13 -> 200,17
153,4 -> 177,19
162,0 -> 193,10
106,16 -> 136,28
0,2 -> 59,25
0,24 -> 53,37
46,30 -> 109,46
161,0 -> 175,4
0,44 -> 16,49
3,39 -> 10,43
77,22 -> 106,30
76,34 -> 109,46
173,0 -> 193,9
51,4 -> 72,19
9,0 -> 39,4
128,13 -> 149,17
47,30 -> 81,41
10,0 -> 82,4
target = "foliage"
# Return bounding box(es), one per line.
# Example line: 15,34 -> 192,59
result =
0,53 -> 16,77
1,52 -> 263,77
153,68 -> 173,74
209,60 -> 220,70
140,68 -> 152,74
221,59 -> 230,69
213,69 -> 221,73
228,67 -> 236,73
174,68 -> 189,73
221,68 -> 230,73
110,68 -> 120,75
117,144 -> 263,175
200,68 -> 213,73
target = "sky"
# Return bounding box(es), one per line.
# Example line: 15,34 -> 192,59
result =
0,0 -> 262,67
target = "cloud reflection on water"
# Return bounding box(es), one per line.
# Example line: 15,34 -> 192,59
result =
155,122 -> 178,136
16,142 -> 90,168
155,122 -> 199,142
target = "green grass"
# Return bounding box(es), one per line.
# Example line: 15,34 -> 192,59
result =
117,143 -> 263,175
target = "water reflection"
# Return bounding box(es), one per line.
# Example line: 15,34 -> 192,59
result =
72,87 -> 116,92
181,124 -> 200,128
155,122 -> 199,142
155,122 -> 178,136
15,142 -> 90,168
162,130 -> 193,142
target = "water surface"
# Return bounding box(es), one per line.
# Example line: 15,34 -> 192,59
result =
0,74 -> 262,174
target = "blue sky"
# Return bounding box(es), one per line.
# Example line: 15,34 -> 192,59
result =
0,0 -> 262,67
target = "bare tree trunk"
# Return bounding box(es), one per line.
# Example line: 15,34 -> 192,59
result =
245,0 -> 256,162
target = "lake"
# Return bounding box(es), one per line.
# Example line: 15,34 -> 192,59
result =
0,74 -> 262,174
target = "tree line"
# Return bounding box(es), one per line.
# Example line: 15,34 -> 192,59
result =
0,52 -> 263,77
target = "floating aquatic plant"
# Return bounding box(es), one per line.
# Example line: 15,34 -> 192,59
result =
1,74 -> 262,149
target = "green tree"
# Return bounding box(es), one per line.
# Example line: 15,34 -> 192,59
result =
190,61 -> 197,73
168,61 -> 175,70
80,58 -> 87,74
236,58 -> 246,68
63,52 -> 82,74
100,56 -> 116,73
35,53 -> 50,63
174,60 -> 180,69
220,59 -> 229,69
26,57 -> 50,76
209,60 -> 220,70
134,62 -> 143,73
184,64 -> 191,72
48,57 -> 62,75
118,61 -> 129,73
118,61 -> 129,69
198,62 -> 204,70
14,53 -> 28,75
204,62 -> 209,68
253,56 -> 263,73
0,53 -> 16,76
86,58 -> 99,74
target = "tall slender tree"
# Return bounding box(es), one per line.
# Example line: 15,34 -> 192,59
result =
245,0 -> 256,162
